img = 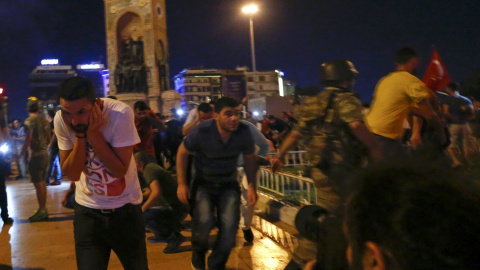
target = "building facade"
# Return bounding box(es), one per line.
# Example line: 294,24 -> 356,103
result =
174,67 -> 294,110
28,61 -> 77,105
174,68 -> 222,109
76,63 -> 107,99
29,60 -> 107,109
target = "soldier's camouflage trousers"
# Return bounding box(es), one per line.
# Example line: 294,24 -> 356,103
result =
289,165 -> 356,268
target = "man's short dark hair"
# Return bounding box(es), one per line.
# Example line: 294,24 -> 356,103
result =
395,46 -> 419,64
58,76 -> 96,103
345,160 -> 480,270
134,100 -> 149,111
27,99 -> 39,113
197,103 -> 213,113
134,150 -> 151,166
214,97 -> 239,113
447,82 -> 459,91
268,115 -> 276,120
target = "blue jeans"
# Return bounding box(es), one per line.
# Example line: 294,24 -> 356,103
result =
191,181 -> 241,270
46,148 -> 62,182
74,203 -> 148,270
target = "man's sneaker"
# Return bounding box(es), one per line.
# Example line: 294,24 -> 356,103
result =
28,209 -> 48,222
50,181 -> 61,186
243,228 -> 254,243
147,235 -> 168,243
15,175 -> 26,180
163,232 -> 186,254
2,217 -> 13,225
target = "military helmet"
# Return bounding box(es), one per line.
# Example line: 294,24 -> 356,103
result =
27,96 -> 39,113
320,60 -> 359,84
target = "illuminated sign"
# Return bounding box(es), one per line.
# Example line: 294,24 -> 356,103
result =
41,59 -> 59,65
78,64 -> 104,70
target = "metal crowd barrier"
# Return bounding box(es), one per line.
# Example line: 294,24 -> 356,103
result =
258,168 -> 316,205
267,150 -> 309,167
470,136 -> 480,154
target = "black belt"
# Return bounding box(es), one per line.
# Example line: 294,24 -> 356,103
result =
78,203 -> 133,215
194,180 -> 239,190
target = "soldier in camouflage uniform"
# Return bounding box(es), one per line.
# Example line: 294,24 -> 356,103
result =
272,60 -> 380,269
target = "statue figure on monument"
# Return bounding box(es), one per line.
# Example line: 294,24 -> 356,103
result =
131,37 -> 144,64
155,41 -> 169,91
132,64 -> 147,93
114,64 -> 124,93
115,37 -> 148,93
158,62 -> 167,91
123,38 -> 133,63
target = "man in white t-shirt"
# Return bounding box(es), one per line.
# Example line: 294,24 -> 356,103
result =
182,103 -> 214,136
55,77 -> 148,270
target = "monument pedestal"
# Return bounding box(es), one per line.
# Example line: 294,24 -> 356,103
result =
160,90 -> 183,117
115,93 -> 148,109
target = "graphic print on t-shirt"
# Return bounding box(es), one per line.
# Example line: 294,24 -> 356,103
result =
84,143 -> 126,196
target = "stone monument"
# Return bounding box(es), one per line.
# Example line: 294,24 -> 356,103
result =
103,0 -> 170,112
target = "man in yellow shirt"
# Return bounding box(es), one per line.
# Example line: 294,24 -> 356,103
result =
365,47 -> 441,159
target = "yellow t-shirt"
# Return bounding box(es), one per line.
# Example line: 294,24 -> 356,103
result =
365,71 -> 431,140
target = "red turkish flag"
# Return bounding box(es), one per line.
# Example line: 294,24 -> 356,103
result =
422,48 -> 451,92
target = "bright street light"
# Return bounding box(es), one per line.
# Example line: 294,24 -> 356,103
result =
242,4 -> 258,14
242,4 -> 258,98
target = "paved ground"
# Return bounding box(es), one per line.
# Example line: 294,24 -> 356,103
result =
0,179 -> 290,270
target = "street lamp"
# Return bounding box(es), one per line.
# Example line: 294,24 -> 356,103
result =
242,4 -> 258,73
242,4 -> 258,99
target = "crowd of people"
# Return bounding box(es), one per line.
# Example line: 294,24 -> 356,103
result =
0,45 -> 479,270
273,47 -> 480,270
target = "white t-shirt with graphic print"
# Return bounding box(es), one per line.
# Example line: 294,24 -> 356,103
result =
55,98 -> 142,209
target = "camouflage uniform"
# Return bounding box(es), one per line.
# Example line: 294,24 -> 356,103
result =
289,86 -> 366,267
295,86 -> 366,211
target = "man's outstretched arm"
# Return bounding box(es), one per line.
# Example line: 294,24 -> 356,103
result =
243,152 -> 259,206
176,142 -> 192,204
271,130 -> 302,173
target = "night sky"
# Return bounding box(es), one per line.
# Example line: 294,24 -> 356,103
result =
1,0 -> 480,120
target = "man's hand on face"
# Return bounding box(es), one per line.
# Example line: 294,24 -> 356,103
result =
86,99 -> 105,137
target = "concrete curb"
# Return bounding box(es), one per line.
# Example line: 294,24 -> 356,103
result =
255,191 -> 300,227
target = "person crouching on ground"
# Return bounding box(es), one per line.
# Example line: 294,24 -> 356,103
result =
135,150 -> 188,254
